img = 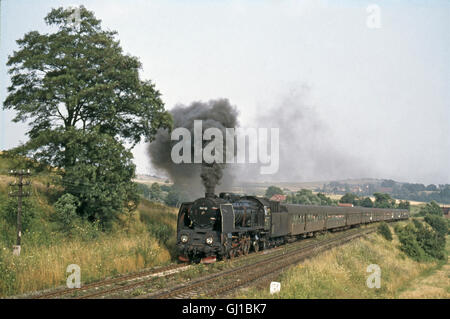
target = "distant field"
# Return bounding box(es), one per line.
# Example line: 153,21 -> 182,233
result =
133,175 -> 172,186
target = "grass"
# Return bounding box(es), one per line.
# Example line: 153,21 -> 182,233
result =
0,153 -> 179,297
0,198 -> 178,297
0,230 -> 171,296
397,236 -> 449,298
238,224 -> 447,299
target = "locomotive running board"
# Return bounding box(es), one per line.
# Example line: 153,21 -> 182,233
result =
178,255 -> 189,262
200,256 -> 217,264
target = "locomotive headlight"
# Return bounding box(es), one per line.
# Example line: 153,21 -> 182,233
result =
180,235 -> 189,243
205,237 -> 213,245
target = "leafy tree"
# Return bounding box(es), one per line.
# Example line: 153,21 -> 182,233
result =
59,130 -> 140,227
265,186 -> 284,198
397,200 -> 410,211
287,189 -> 336,206
360,197 -> 373,208
339,193 -> 358,205
3,6 -> 172,226
419,201 -> 442,216
317,193 -> 333,206
373,192 -> 395,208
149,183 -> 162,200
4,6 -> 171,149
165,189 -> 181,207
160,184 -> 171,192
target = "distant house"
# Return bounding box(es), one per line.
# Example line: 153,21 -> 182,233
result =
338,203 -> 354,207
442,206 -> 450,219
270,194 -> 287,202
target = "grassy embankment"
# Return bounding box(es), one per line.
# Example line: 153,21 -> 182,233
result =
238,224 -> 449,299
0,155 -> 178,297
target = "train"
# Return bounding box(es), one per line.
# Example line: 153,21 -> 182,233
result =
176,192 -> 409,263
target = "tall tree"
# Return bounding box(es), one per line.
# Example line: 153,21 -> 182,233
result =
4,6 -> 172,226
373,192 -> 395,208
339,192 -> 358,205
265,186 -> 284,198
4,6 -> 171,149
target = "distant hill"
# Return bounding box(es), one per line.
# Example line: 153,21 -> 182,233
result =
232,178 -> 450,205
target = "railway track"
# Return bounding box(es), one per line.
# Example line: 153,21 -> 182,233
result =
33,263 -> 190,299
31,225 -> 377,299
144,227 -> 376,299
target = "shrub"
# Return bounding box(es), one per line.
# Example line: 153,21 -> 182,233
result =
53,193 -> 81,235
419,201 -> 442,216
395,221 -> 447,261
378,222 -> 392,241
415,226 -> 446,260
0,198 -> 38,231
412,219 -> 424,230
395,224 -> 426,261
424,214 -> 448,236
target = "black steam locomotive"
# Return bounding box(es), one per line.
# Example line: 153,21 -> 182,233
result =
176,192 -> 409,263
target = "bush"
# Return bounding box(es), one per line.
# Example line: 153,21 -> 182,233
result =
164,189 -> 181,207
412,219 -> 424,230
395,224 -> 426,261
53,193 -> 80,233
395,221 -> 446,261
415,226 -> 446,260
378,222 -> 392,241
0,198 -> 38,232
419,201 -> 442,216
424,214 -> 448,236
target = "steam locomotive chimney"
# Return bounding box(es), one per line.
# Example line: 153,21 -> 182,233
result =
205,186 -> 215,198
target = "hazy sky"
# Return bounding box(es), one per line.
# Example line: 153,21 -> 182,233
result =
1,0 -> 449,184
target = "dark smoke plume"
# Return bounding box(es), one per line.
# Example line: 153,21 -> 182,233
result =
148,99 -> 239,198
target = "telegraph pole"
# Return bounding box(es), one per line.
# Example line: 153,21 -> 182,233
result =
9,169 -> 31,256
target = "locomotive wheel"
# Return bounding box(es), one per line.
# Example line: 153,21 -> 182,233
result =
253,241 -> 259,253
228,249 -> 235,260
